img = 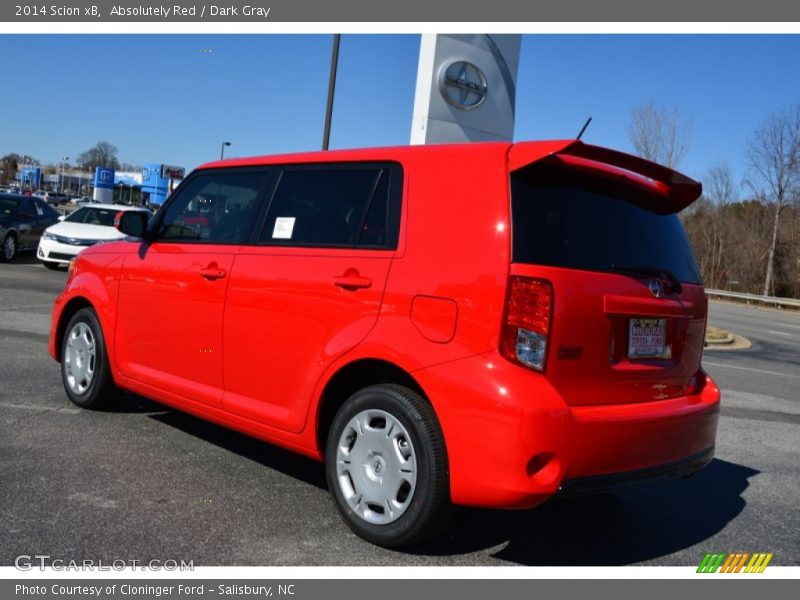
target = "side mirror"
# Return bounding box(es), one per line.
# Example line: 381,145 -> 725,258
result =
58,215 -> 66,222
114,211 -> 149,238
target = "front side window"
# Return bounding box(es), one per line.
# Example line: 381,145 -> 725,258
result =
260,166 -> 400,248
155,171 -> 269,243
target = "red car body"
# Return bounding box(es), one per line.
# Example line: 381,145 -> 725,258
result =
49,140 -> 720,511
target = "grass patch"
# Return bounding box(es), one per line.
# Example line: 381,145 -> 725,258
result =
706,325 -> 730,341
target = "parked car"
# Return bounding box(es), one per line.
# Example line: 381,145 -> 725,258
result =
42,191 -> 69,205
37,204 -> 151,269
49,141 -> 720,547
70,196 -> 97,206
0,193 -> 60,261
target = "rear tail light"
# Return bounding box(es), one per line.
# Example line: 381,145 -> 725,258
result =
500,276 -> 553,371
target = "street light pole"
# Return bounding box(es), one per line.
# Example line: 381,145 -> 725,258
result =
220,141 -> 231,160
322,34 -> 341,151
59,156 -> 68,194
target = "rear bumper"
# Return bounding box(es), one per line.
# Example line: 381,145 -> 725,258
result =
557,446 -> 714,497
413,351 -> 720,509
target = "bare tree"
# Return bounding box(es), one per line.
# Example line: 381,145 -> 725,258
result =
745,106 -> 800,296
76,141 -> 120,172
628,100 -> 691,169
703,163 -> 738,288
0,153 -> 21,182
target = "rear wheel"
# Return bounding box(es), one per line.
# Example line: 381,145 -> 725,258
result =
325,384 -> 450,548
61,307 -> 118,409
1,233 -> 17,262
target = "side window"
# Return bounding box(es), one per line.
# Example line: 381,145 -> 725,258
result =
19,199 -> 36,218
260,165 -> 401,248
32,198 -> 51,217
155,170 -> 270,243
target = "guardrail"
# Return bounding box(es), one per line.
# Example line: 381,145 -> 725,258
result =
705,288 -> 800,309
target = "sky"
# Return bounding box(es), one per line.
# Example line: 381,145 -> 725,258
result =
1,34 -> 799,188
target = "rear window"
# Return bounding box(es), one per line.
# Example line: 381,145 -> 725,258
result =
511,164 -> 702,284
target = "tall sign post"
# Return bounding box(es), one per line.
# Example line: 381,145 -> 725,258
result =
410,34 -> 521,144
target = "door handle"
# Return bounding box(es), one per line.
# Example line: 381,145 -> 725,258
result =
199,266 -> 227,280
333,272 -> 372,290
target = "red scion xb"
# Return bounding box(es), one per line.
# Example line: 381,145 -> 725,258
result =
49,141 -> 720,547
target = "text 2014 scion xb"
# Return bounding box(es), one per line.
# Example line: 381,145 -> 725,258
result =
49,141 -> 720,547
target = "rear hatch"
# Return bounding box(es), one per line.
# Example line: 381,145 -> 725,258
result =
508,142 -> 706,406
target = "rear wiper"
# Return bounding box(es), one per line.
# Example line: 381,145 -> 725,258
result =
609,264 -> 683,294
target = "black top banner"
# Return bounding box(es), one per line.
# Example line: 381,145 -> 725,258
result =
2,0 -> 800,22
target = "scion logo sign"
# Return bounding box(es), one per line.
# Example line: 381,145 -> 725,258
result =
439,61 -> 488,110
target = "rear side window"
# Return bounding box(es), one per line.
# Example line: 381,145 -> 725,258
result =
33,198 -> 57,218
259,164 -> 402,249
155,170 -> 271,243
19,199 -> 36,218
511,164 -> 702,284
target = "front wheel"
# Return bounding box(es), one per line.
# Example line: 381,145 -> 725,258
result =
61,307 -> 118,409
325,384 -> 450,548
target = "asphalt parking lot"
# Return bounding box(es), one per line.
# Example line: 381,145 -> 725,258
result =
1,255 -> 798,566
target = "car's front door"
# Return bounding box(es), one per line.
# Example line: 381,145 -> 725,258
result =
115,168 -> 272,408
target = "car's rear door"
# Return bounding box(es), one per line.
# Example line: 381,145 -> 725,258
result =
115,168 -> 273,408
16,198 -> 41,250
222,163 -> 402,432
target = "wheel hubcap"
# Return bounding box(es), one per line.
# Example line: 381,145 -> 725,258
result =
336,409 -> 417,525
3,236 -> 14,259
64,322 -> 96,395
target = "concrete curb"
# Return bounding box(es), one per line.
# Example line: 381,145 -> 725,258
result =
705,334 -> 752,351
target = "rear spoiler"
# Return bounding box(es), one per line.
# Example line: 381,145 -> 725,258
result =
508,140 -> 702,213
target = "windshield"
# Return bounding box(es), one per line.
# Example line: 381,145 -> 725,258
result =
66,207 -> 122,226
511,164 -> 702,284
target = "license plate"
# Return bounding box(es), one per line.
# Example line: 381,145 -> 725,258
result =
628,318 -> 667,359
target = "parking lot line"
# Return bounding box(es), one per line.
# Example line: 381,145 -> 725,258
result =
703,361 -> 800,380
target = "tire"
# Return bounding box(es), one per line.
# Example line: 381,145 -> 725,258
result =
325,384 -> 450,548
60,307 -> 118,409
1,233 -> 17,262
42,261 -> 62,270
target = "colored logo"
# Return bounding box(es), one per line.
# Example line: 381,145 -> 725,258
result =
99,170 -> 113,183
440,60 -> 488,111
697,552 -> 773,573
